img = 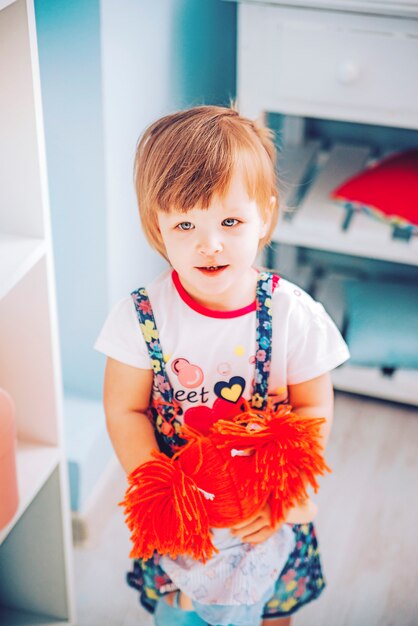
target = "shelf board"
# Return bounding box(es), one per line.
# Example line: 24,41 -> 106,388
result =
239,1 -> 418,18
0,0 -> 18,11
332,364 -> 418,406
0,607 -> 70,626
273,143 -> 418,266
0,234 -> 45,300
0,441 -> 60,546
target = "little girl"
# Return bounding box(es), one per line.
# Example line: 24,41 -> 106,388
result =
95,105 -> 350,626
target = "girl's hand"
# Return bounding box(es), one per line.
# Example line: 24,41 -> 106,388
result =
230,497 -> 318,544
285,497 -> 318,524
230,503 -> 279,545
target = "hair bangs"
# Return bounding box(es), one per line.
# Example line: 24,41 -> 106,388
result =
154,125 -> 236,214
234,145 -> 275,217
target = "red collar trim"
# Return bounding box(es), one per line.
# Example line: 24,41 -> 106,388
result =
171,270 -> 280,319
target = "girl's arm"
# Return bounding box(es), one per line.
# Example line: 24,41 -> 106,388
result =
281,371 -> 334,525
287,371 -> 334,449
231,372 -> 334,543
103,357 -> 157,475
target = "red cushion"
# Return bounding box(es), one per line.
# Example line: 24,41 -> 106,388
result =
331,149 -> 418,228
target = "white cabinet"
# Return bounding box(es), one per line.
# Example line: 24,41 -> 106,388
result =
236,0 -> 418,405
0,0 -> 75,623
237,3 -> 418,128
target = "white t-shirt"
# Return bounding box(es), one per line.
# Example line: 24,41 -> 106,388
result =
95,269 -> 349,425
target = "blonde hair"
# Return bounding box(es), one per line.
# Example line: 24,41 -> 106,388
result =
134,105 -> 279,259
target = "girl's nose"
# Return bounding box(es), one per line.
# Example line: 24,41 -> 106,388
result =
197,234 -> 223,256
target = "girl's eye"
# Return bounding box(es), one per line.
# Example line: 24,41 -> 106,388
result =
222,218 -> 239,227
176,222 -> 194,231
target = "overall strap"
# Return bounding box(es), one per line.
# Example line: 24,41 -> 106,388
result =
131,288 -> 183,454
252,271 -> 274,411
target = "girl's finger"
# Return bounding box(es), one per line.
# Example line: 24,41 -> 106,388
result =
231,503 -> 271,531
231,516 -> 266,538
242,525 -> 272,544
230,512 -> 260,530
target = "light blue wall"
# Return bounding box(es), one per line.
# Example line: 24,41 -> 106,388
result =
35,0 -> 236,400
99,0 -> 237,306
35,0 -> 107,399
172,0 -> 237,107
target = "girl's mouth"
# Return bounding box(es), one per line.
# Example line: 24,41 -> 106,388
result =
197,265 -> 228,275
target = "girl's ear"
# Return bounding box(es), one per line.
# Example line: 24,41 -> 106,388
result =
259,195 -> 276,238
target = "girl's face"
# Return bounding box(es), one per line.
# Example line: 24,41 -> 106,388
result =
157,169 -> 271,310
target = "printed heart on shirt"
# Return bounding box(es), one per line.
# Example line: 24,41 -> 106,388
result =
184,396 -> 244,436
214,376 -> 245,403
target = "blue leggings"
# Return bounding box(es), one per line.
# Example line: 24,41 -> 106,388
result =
154,592 -> 206,626
153,593 -> 272,626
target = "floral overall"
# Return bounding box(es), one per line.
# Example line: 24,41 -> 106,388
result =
127,272 -> 326,619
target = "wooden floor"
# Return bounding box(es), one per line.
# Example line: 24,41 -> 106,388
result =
74,392 -> 418,626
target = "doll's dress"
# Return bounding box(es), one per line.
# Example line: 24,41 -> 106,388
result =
161,526 -> 294,626
127,271 -> 326,621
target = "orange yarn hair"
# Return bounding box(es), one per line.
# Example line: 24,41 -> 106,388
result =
121,403 -> 330,562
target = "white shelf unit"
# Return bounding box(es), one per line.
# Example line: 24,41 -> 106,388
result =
0,440 -> 60,546
0,233 -> 45,300
237,0 -> 418,406
273,141 -> 418,406
315,271 -> 418,406
0,1 -> 75,624
275,143 -> 418,267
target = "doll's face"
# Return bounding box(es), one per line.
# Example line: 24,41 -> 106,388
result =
157,168 -> 270,311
